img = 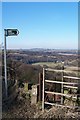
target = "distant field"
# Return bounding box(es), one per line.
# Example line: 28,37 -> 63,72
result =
32,62 -> 80,70
65,66 -> 79,71
32,62 -> 80,77
32,62 -> 63,68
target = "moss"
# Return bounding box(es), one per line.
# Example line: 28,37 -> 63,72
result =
24,83 -> 28,92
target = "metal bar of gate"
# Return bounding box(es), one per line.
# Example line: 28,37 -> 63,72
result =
42,68 -> 45,111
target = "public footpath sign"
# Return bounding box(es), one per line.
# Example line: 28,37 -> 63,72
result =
5,29 -> 19,36
4,28 -> 19,98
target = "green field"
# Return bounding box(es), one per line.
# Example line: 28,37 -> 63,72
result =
32,62 -> 80,77
32,62 -> 62,68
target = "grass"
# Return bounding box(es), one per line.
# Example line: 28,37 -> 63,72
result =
32,62 -> 80,77
32,62 -> 62,68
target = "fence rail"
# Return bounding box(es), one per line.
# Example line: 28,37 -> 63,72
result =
63,85 -> 78,89
42,68 -> 80,111
63,76 -> 80,80
45,68 -> 79,73
44,102 -> 79,109
45,79 -> 78,85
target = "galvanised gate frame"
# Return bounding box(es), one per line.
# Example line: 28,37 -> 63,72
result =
42,68 -> 80,111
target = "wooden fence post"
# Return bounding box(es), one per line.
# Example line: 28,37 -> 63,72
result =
42,68 -> 45,111
61,63 -> 64,104
39,73 -> 42,101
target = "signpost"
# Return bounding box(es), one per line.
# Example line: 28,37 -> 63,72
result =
5,29 -> 19,36
4,29 -> 19,97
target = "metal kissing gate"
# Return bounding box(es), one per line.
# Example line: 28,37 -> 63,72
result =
42,68 -> 80,111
